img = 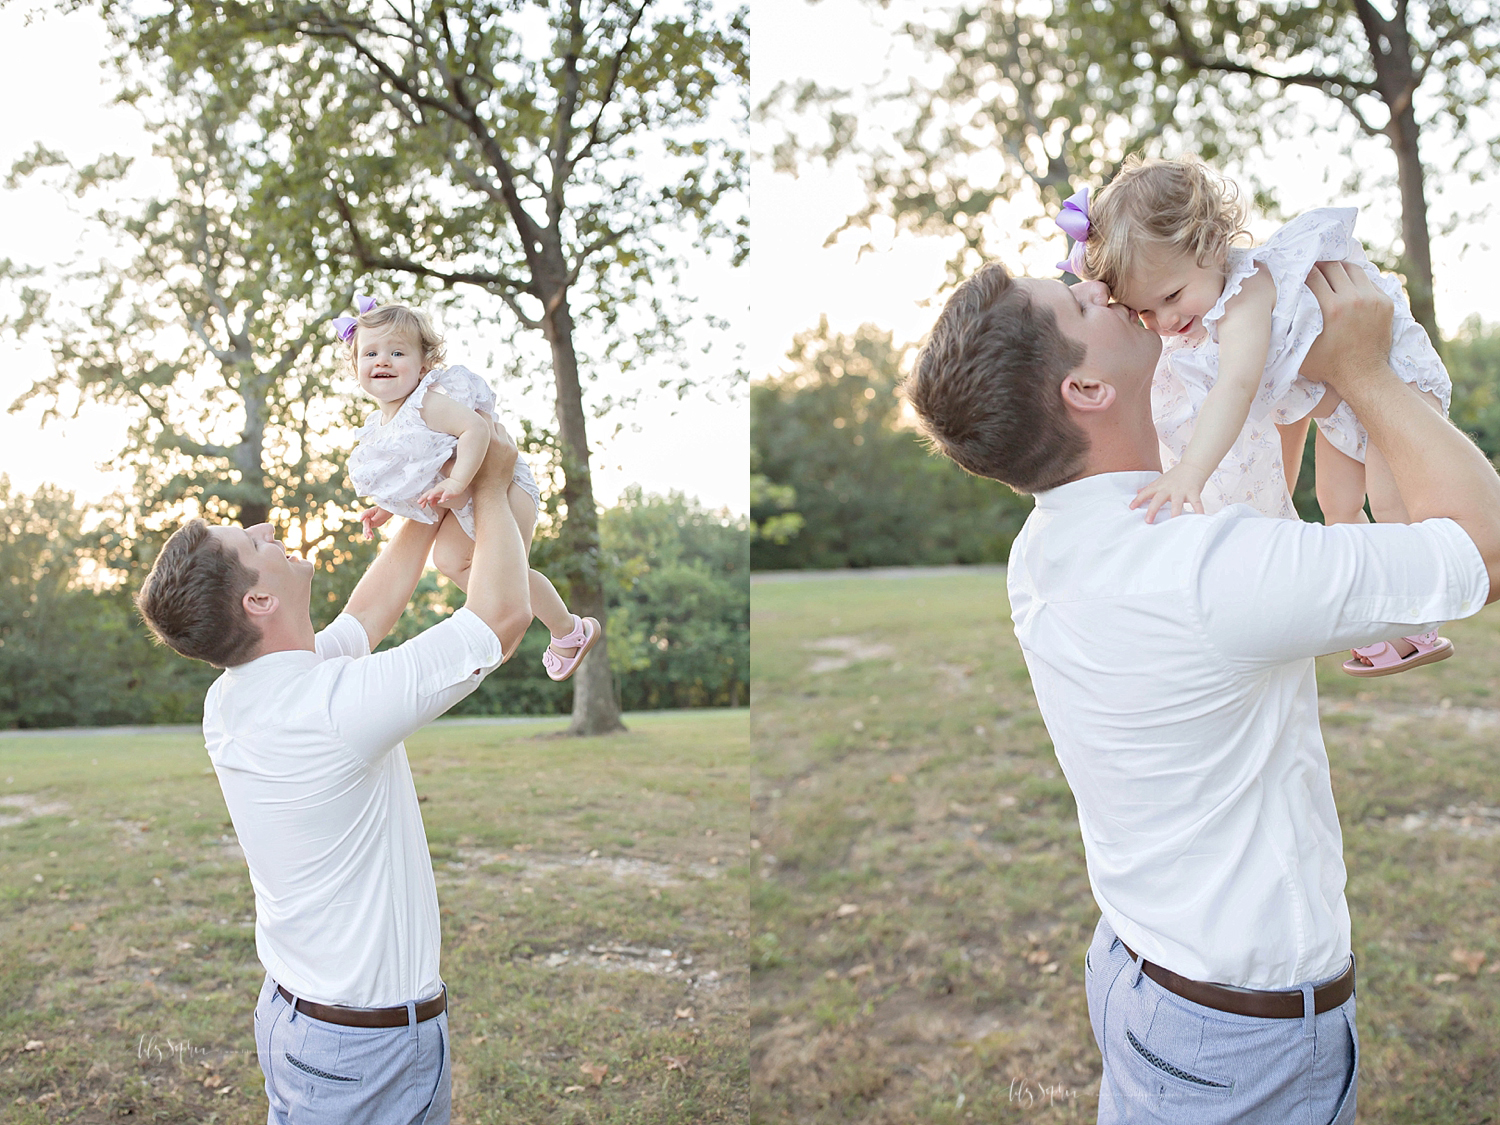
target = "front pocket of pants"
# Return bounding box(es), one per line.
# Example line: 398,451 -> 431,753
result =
285,1051 -> 363,1085
1124,1028 -> 1235,1096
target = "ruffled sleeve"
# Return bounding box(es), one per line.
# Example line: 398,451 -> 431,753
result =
419,365 -> 498,419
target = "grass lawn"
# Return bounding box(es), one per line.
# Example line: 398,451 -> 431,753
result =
0,709 -> 749,1124
751,568 -> 1500,1123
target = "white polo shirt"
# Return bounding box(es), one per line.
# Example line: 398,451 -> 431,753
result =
202,608 -> 503,1007
1008,471 -> 1487,989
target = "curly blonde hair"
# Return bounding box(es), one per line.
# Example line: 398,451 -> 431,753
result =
1080,157 -> 1250,296
344,302 -> 447,374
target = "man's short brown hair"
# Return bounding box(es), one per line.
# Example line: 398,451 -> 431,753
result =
906,263 -> 1089,494
136,519 -> 263,668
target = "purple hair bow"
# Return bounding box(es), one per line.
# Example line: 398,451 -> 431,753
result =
1054,187 -> 1090,276
332,294 -> 378,341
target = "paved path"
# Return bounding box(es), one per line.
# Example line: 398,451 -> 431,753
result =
752,564 -> 1006,585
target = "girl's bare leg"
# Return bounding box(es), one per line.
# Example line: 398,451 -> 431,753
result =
1314,427 -> 1369,525
1276,415 -> 1313,496
506,482 -> 579,654
431,512 -> 474,592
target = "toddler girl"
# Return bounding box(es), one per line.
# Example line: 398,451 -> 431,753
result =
337,296 -> 599,681
1056,158 -> 1453,677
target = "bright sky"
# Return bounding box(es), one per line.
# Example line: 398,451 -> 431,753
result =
0,6 -> 749,517
750,0 -> 1500,382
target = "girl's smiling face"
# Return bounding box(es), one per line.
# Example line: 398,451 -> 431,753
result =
356,327 -> 428,411
1112,249 -> 1226,340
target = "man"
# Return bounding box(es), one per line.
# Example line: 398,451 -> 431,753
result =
906,262 -> 1500,1123
136,426 -> 534,1124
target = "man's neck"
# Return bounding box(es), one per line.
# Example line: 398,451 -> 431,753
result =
248,614 -> 318,660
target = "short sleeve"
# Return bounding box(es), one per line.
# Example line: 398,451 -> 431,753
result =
314,613 -> 371,661
324,608 -> 506,765
1193,514 -> 1488,667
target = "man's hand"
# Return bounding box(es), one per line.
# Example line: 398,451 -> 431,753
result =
1301,262 -> 1394,395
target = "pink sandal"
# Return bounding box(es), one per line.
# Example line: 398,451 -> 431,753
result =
542,615 -> 601,682
1342,629 -> 1453,677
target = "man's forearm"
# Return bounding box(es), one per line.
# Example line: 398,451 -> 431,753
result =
1336,373 -> 1500,571
344,516 -> 443,649
1305,262 -> 1500,599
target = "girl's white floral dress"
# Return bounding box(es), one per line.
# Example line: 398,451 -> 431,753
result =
1152,207 -> 1450,518
349,365 -> 542,537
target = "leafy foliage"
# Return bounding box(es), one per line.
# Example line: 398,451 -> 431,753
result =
762,0 -> 1500,340
751,321 -> 1031,570
0,483 -> 747,728
0,478 -> 215,727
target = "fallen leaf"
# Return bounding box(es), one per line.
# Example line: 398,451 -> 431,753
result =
1025,950 -> 1051,965
665,1055 -> 689,1072
1041,961 -> 1060,974
201,1074 -> 222,1089
847,963 -> 874,979
176,942 -> 194,951
1433,972 -> 1461,984
834,903 -> 859,918
889,773 -> 907,785
708,856 -> 719,865
23,1040 -> 43,1052
823,969 -> 839,980
580,1061 -> 608,1086
471,1035 -> 487,1045
69,922 -> 87,932
562,1084 -> 585,1094
1451,948 -> 1487,975
609,1074 -> 626,1085
216,1087 -> 234,1096
674,1007 -> 695,1020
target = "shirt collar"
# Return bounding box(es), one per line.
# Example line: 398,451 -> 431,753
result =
1033,470 -> 1160,511
223,647 -> 322,677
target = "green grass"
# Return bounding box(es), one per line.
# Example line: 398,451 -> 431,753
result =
0,710 -> 748,1124
751,569 -> 1500,1123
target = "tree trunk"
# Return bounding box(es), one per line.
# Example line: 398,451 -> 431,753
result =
543,288 -> 626,736
1362,0 -> 1440,349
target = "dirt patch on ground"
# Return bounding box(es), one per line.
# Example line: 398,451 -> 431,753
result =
802,636 -> 896,674
450,847 -> 724,884
0,794 -> 72,827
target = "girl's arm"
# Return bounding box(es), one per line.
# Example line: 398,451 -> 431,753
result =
418,389 -> 495,507
1134,266 -> 1278,522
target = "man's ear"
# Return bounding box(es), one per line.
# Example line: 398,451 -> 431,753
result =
1061,372 -> 1116,413
243,591 -> 279,620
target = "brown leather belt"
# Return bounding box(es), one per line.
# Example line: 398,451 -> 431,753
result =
277,984 -> 447,1028
1122,944 -> 1354,1019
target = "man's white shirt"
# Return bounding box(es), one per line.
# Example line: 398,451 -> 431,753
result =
203,608 -> 503,1007
1008,471 -> 1487,989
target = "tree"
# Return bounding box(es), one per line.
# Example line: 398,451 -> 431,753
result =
751,321 -> 1031,569
0,478 -> 216,728
1057,0 -> 1500,345
765,1 -> 1500,342
99,0 -> 748,735
3,85 -> 377,601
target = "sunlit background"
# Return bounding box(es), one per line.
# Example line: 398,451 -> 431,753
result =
0,6 -> 750,522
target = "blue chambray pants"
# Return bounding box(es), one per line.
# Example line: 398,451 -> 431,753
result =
1085,917 -> 1358,1124
254,974 -> 451,1125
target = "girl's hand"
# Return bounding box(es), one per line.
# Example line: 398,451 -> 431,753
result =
358,505 -> 394,540
1131,464 -> 1209,523
418,477 -> 469,512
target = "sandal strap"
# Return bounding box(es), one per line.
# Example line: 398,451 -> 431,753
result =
549,614 -> 587,648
